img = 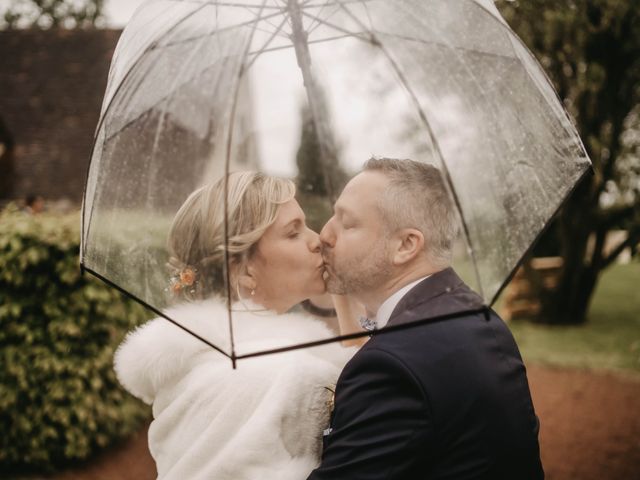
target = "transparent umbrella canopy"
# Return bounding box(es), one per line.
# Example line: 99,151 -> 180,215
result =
81,0 -> 591,364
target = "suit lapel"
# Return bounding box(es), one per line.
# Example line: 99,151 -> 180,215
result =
387,268 -> 485,327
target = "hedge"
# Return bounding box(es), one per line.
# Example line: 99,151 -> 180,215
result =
0,205 -> 150,473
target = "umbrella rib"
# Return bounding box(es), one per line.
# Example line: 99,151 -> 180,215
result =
468,0 -> 573,116
244,14 -> 290,69
222,0 -> 269,368
299,10 -> 372,42
307,3 -> 343,36
250,22 -> 291,39
242,2 -> 288,35
336,0 -> 513,300
333,0 -> 368,30
149,9 -> 286,51
141,12 -> 219,221
114,4 -> 180,59
82,2 -> 212,250
106,19 -> 362,144
304,0 -> 376,6
102,50 -> 242,144
81,266 -> 232,358
357,0 -> 375,31
170,0 -> 284,9
141,19 -> 223,298
490,166 -> 592,306
465,3 -> 592,306
377,31 -> 518,61
395,5 -> 536,302
333,0 -> 515,61
376,10 -> 518,153
246,31 -> 365,56
235,307 -> 488,360
336,1 -> 486,298
304,0 -> 331,32
470,0 -> 591,197
298,0 -> 321,32
469,0 -> 577,130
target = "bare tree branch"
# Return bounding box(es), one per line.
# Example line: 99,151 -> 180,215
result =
601,228 -> 640,270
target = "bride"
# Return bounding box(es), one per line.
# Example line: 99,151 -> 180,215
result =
114,171 -> 362,480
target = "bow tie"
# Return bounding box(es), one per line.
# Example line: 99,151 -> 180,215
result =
359,316 -> 377,332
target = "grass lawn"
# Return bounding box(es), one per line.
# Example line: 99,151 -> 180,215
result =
506,262 -> 640,374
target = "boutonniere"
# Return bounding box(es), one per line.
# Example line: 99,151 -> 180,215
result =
324,385 -> 336,413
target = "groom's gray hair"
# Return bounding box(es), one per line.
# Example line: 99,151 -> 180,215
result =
363,157 -> 459,268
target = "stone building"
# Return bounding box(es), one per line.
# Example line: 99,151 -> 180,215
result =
0,29 -> 121,204
0,28 -> 258,208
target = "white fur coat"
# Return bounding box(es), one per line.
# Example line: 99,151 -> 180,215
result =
114,298 -> 356,480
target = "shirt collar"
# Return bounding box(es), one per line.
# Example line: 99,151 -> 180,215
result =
374,275 -> 431,329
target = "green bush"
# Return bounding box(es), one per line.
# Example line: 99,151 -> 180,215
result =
0,205 -> 150,473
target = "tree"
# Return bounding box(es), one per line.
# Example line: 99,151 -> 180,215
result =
294,102 -> 348,232
496,0 -> 640,324
1,0 -> 104,29
293,82 -> 348,200
296,104 -> 333,196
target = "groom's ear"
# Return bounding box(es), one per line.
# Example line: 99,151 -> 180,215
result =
392,228 -> 425,266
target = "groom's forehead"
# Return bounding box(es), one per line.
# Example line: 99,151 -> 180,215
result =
336,171 -> 387,213
345,170 -> 389,192
341,171 -> 388,200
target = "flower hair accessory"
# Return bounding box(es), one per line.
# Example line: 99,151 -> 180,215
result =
168,266 -> 198,296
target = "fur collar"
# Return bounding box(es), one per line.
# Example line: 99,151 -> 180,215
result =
114,298 -> 348,403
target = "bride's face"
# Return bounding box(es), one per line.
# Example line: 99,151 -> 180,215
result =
247,198 -> 325,313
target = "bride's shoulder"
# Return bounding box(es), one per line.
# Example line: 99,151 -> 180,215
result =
113,299 -> 232,401
237,348 -> 341,397
118,298 -> 232,355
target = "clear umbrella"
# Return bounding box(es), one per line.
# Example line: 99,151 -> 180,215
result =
81,0 -> 591,365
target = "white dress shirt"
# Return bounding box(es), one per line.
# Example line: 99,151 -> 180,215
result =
374,275 -> 431,329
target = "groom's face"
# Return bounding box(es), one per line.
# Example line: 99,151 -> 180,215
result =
320,171 -> 392,295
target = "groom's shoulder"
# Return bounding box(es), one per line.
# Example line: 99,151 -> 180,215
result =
340,269 -> 524,383
349,306 -> 522,384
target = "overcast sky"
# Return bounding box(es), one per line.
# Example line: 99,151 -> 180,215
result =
103,0 -> 147,27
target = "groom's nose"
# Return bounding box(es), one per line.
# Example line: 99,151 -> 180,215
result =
319,216 -> 335,247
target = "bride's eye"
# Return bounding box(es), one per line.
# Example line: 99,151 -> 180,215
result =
288,230 -> 300,239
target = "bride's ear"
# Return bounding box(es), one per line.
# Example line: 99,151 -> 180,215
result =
229,256 -> 257,294
237,260 -> 258,292
237,272 -> 257,292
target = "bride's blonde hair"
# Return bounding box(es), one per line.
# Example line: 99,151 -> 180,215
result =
168,171 -> 296,300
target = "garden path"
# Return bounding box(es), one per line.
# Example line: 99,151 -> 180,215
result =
49,365 -> 640,480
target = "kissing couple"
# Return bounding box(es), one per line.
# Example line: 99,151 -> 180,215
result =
115,158 -> 544,479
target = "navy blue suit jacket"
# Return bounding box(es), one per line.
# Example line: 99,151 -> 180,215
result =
308,268 -> 544,479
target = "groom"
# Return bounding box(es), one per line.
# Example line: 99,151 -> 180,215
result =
309,158 -> 544,479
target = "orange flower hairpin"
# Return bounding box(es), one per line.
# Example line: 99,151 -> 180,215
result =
169,267 -> 198,295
